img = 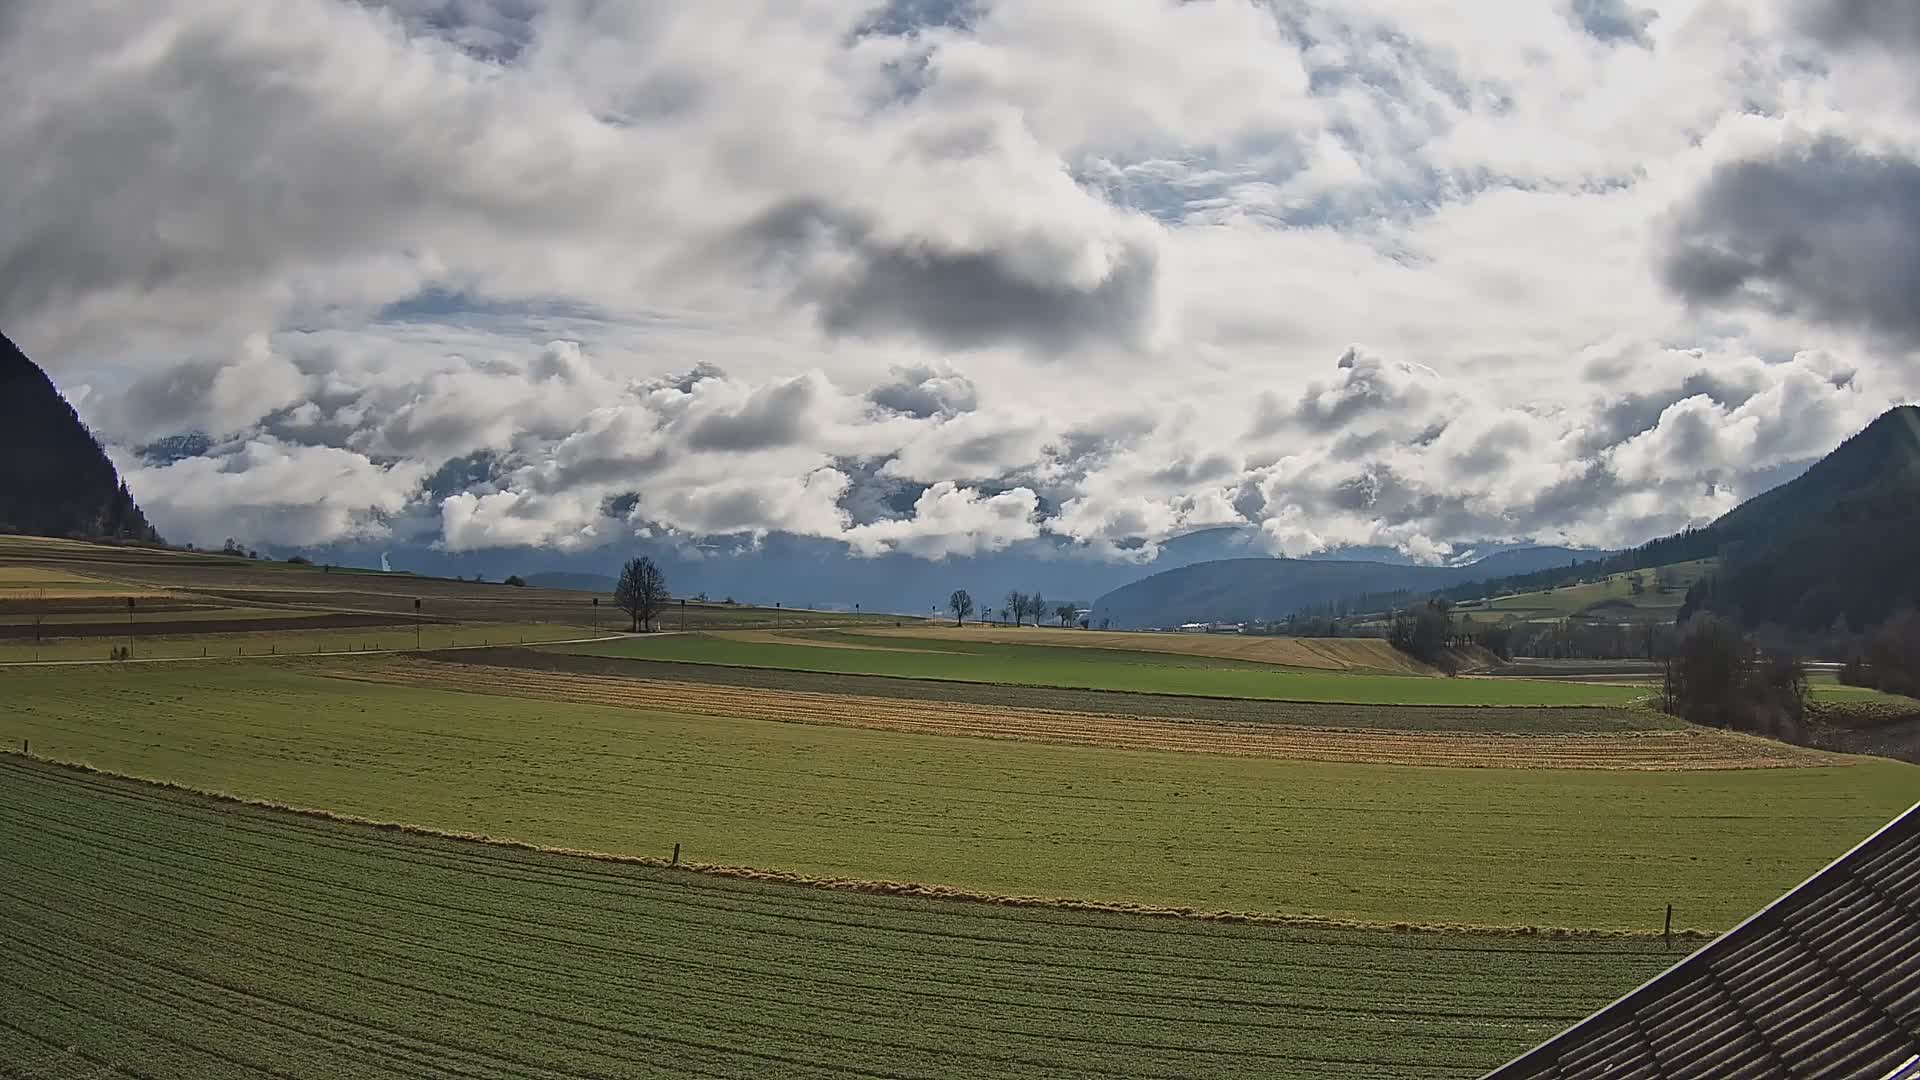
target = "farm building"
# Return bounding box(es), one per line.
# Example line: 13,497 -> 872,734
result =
1485,802 -> 1920,1079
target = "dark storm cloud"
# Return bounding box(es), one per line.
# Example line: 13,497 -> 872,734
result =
685,377 -> 817,452
1568,0 -> 1655,46
1661,136 -> 1920,346
1792,0 -> 1920,50
736,199 -> 1159,353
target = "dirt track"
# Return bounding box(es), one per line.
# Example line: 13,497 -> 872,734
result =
314,657 -> 1835,770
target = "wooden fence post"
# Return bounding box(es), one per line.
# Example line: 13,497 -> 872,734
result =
1664,904 -> 1673,950
672,843 -> 680,867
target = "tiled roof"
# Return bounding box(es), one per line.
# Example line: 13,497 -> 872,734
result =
1486,803 -> 1920,1080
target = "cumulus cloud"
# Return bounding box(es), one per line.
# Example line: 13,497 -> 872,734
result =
844,481 -> 1040,558
120,438 -> 426,548
6,0 -> 1918,569
868,363 -> 979,418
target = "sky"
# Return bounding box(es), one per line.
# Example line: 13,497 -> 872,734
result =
5,0 -> 1919,565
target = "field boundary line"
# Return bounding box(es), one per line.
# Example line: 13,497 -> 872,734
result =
0,752 -> 1717,943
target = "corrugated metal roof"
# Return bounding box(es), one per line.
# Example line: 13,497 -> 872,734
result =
1485,803 -> 1920,1080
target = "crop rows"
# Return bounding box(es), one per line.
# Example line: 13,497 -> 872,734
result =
0,756 -> 1675,1079
457,646 -> 1673,733
326,657 -> 1830,770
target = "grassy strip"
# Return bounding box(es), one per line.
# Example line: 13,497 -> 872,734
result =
0,754 -> 1680,1079
549,633 -> 1651,705
462,646 -> 1675,732
3,663 -> 1911,929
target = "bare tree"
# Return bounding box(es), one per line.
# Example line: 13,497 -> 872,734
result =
614,556 -> 671,631
1005,591 -> 1025,627
948,589 -> 975,626
1055,602 -> 1077,627
1029,592 -> 1046,629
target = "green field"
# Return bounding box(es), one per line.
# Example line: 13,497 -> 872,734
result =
466,648 -> 1679,733
1462,559 -> 1717,623
0,756 -> 1679,1080
552,631 -> 1650,706
5,662 -> 1911,930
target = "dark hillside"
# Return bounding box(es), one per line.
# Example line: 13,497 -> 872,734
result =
0,331 -> 160,543
1681,406 -> 1920,630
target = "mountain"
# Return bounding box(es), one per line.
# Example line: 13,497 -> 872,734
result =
1090,546 -> 1596,629
1680,405 -> 1920,631
0,331 -> 159,544
306,525 -> 1278,616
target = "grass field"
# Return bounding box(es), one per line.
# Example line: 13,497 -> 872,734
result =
0,756 -> 1680,1080
552,631 -> 1651,706
0,622 -> 605,663
445,647 -> 1680,733
323,656 -> 1805,769
4,662 -> 1912,930
1461,559 -> 1717,624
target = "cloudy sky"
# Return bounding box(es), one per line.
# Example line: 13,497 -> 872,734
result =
5,0 -> 1919,563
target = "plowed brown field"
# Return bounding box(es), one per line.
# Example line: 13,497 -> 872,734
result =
315,657 -> 1833,770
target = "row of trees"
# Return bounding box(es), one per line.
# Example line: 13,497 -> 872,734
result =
1840,609 -> 1920,699
1383,600 -> 1517,668
947,589 -> 1081,628
1660,616 -> 1808,736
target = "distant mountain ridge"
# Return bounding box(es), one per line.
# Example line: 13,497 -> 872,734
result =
0,331 -> 159,544
1090,546 -> 1598,629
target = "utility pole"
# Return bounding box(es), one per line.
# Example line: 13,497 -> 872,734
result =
680,597 -> 686,631
126,597 -> 136,659
414,597 -> 422,650
592,597 -> 598,637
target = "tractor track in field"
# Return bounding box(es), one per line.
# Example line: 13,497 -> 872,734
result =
306,656 -> 1834,771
